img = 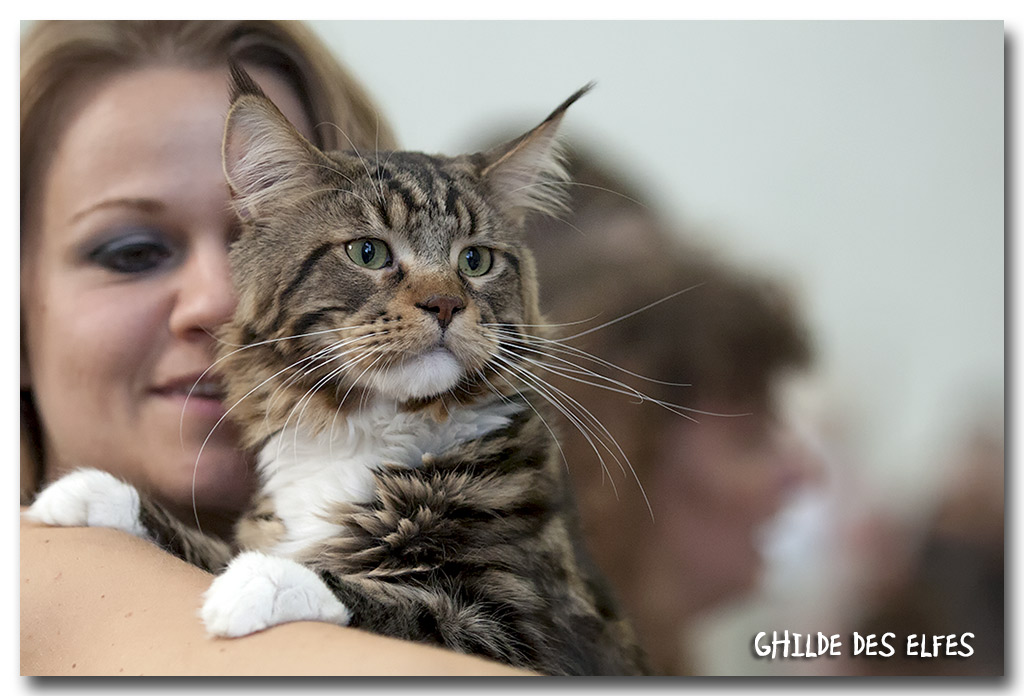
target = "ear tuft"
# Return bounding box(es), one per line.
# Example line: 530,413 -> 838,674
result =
228,61 -> 268,102
480,83 -> 594,220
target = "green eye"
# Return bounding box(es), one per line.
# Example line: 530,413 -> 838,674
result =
345,238 -> 392,270
458,246 -> 493,277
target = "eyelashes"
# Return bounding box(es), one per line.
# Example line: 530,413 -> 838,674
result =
86,228 -> 178,275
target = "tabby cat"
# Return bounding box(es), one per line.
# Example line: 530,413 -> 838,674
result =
27,66 -> 647,676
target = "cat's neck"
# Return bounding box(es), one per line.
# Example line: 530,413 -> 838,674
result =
254,393 -> 523,558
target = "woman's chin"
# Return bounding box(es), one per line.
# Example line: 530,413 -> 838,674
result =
156,453 -> 254,517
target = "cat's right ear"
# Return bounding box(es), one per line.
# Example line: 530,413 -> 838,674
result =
222,63 -> 325,220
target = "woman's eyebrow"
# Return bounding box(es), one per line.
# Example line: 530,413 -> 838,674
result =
69,197 -> 165,225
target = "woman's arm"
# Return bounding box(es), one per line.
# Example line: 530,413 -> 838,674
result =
21,515 -> 529,676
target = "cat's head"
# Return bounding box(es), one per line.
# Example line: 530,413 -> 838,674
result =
219,64 -> 589,414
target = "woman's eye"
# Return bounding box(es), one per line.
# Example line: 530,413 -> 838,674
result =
458,246 -> 493,277
345,238 -> 392,270
88,233 -> 175,274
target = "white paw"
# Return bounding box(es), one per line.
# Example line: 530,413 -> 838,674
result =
201,551 -> 351,638
23,468 -> 148,539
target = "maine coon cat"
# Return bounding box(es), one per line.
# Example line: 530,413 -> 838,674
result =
27,65 -> 648,676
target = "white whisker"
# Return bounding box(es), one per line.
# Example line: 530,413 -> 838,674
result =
318,121 -> 385,206
487,326 -> 692,389
559,284 -> 705,341
261,331 -> 387,431
189,344 -> 352,533
489,353 -> 654,519
480,314 -> 602,331
282,346 -> 388,461
506,179 -> 652,212
496,332 -> 750,421
478,368 -> 573,479
180,323 -> 371,448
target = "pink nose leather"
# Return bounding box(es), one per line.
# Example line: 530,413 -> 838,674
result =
417,295 -> 465,329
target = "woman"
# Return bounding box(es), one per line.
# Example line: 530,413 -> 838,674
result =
20,20 -> 523,676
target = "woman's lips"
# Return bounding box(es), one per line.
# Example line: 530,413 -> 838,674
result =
153,374 -> 228,419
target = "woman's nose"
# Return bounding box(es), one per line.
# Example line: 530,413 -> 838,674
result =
168,239 -> 237,339
775,422 -> 827,494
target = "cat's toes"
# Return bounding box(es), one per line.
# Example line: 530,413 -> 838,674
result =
201,551 -> 351,638
23,468 -> 148,538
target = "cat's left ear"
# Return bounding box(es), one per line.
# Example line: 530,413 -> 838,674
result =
478,83 -> 594,221
222,63 -> 329,220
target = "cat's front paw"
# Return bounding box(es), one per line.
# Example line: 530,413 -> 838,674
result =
201,551 -> 351,638
23,468 -> 149,539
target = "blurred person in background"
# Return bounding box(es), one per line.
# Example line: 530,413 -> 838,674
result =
519,146 -> 823,674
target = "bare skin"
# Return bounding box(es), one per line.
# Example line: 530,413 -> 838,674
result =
21,515 -> 530,676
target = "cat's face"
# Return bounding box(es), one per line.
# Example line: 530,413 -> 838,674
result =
227,149 -> 541,403
220,71 -> 587,409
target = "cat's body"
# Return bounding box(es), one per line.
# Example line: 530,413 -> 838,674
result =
236,396 -> 640,674
27,68 -> 647,675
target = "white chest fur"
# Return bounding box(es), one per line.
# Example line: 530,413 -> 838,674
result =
257,397 -> 522,558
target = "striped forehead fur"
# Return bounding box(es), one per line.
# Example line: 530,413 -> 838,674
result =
223,71 -> 589,228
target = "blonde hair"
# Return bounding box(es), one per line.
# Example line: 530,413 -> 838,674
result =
20,20 -> 396,503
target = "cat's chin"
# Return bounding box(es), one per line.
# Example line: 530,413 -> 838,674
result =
364,348 -> 465,402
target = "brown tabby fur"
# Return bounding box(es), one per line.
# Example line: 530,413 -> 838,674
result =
108,66 -> 648,675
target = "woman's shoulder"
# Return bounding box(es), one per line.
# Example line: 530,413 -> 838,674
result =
20,513 -> 528,676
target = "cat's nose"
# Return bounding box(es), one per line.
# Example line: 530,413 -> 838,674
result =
416,295 -> 465,329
